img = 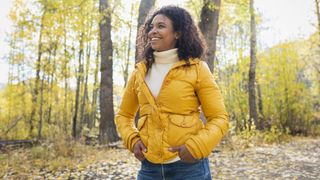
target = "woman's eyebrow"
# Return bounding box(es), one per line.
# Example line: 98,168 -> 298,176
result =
154,22 -> 166,26
150,20 -> 167,27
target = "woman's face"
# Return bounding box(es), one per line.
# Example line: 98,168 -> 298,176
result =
148,14 -> 179,52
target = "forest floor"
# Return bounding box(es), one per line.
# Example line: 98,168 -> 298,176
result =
1,136 -> 319,179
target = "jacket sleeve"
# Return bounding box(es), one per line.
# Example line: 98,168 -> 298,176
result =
114,70 -> 140,152
185,61 -> 229,159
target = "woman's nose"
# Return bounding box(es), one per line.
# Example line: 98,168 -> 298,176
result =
149,27 -> 157,35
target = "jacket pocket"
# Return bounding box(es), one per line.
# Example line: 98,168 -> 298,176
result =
137,115 -> 148,146
167,114 -> 202,146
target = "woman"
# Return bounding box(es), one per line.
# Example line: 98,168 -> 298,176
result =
115,5 -> 229,180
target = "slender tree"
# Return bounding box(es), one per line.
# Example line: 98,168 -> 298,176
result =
315,0 -> 320,38
37,58 -> 46,139
199,0 -> 221,72
315,0 -> 320,95
47,38 -> 59,125
72,33 -> 84,139
90,40 -> 100,129
62,13 -> 70,133
99,0 -> 119,144
123,4 -> 134,87
256,81 -> 265,126
30,0 -> 48,138
248,0 -> 260,130
80,39 -> 92,131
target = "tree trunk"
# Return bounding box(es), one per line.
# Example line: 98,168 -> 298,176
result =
83,20 -> 94,129
199,0 -> 221,73
123,4 -> 134,87
315,0 -> 320,96
80,41 -> 91,131
256,81 -> 265,129
135,0 -> 155,62
256,82 -> 263,117
99,0 -> 119,144
316,0 -> 320,37
37,63 -> 46,140
72,33 -> 84,139
284,87 -> 291,132
90,40 -> 100,129
248,0 -> 259,130
47,40 -> 58,125
63,21 -> 69,134
30,1 -> 47,137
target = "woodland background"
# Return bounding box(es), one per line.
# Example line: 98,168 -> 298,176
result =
0,0 -> 319,178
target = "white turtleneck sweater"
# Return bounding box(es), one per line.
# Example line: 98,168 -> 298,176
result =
145,48 -> 179,98
145,48 -> 181,164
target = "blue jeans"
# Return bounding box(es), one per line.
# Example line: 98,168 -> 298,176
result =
137,158 -> 212,180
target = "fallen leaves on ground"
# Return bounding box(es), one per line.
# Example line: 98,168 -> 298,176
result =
1,137 -> 319,179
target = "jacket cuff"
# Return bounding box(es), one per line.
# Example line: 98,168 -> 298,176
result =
185,137 -> 209,159
127,133 -> 140,153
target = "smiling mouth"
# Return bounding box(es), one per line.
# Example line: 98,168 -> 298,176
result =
151,37 -> 161,42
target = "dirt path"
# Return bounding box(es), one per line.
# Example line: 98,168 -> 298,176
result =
3,137 -> 320,179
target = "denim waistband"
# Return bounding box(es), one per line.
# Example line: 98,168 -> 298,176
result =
137,158 -> 212,180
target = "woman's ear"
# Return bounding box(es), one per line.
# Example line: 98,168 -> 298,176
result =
175,32 -> 181,39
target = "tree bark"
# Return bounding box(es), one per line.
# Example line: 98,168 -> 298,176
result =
123,4 -> 134,87
63,18 -> 69,133
315,0 -> 320,38
99,0 -> 119,144
90,40 -> 100,129
30,0 -> 47,137
37,62 -> 46,140
248,0 -> 259,130
80,40 -> 91,131
257,81 -> 265,129
47,40 -> 58,125
135,0 -> 155,62
72,33 -> 84,139
315,0 -> 320,96
199,0 -> 221,73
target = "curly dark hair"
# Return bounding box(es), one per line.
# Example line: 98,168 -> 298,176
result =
137,5 -> 207,71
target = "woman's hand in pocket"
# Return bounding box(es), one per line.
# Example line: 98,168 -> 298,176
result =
168,145 -> 197,163
133,139 -> 147,161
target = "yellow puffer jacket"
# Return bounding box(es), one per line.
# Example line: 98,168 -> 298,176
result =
115,58 -> 229,164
